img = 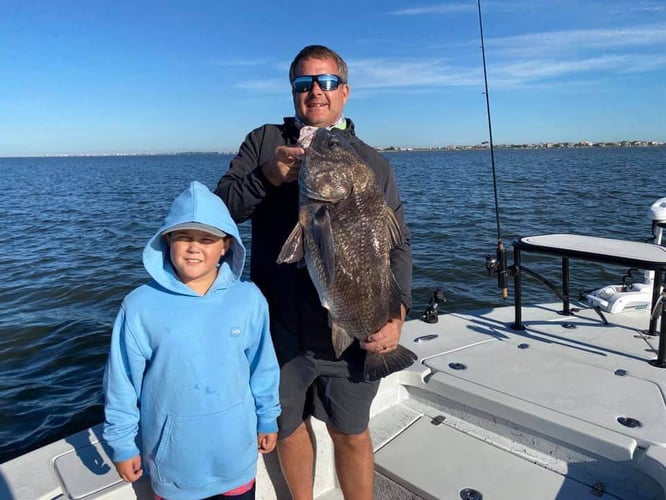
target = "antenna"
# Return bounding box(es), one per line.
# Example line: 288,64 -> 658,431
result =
477,0 -> 508,298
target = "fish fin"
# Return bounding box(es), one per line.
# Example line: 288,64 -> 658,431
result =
277,224 -> 304,264
384,207 -> 404,247
332,322 -> 355,358
363,345 -> 418,382
388,273 -> 404,320
312,206 -> 336,285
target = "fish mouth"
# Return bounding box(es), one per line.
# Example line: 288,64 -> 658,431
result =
301,178 -> 351,202
301,186 -> 343,203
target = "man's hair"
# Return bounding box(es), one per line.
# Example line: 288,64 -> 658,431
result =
289,45 -> 348,82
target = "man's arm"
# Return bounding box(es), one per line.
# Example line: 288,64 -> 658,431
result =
349,139 -> 413,311
355,145 -> 413,353
215,129 -> 273,223
368,151 -> 413,311
215,124 -> 303,222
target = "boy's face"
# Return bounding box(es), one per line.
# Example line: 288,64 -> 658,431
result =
166,229 -> 230,294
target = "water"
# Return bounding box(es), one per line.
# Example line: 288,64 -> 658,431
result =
0,147 -> 664,463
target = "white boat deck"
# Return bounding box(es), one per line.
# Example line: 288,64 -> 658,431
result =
370,302 -> 666,499
2,301 -> 665,499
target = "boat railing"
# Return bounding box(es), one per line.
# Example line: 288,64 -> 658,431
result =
511,234 -> 666,367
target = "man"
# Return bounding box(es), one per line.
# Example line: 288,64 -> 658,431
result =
215,45 -> 412,500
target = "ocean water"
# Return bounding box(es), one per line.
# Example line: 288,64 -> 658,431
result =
0,146 -> 664,463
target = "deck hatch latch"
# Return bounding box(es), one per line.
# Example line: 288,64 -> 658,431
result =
617,416 -> 642,428
430,415 -> 446,426
460,488 -> 483,500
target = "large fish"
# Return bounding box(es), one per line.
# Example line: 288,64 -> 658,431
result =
277,127 -> 417,382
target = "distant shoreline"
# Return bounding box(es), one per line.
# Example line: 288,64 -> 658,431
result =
378,140 -> 664,152
1,140 -> 663,159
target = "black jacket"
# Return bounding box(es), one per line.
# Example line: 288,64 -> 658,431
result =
215,117 -> 412,363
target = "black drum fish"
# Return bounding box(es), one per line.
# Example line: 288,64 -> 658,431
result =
277,127 -> 417,381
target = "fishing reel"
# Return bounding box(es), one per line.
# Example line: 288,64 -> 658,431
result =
421,288 -> 446,323
485,239 -> 510,299
485,254 -> 499,275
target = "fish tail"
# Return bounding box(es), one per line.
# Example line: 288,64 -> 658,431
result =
363,345 -> 418,382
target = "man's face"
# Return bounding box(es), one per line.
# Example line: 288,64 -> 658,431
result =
292,57 -> 349,128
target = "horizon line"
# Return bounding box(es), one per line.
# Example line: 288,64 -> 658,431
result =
1,138 -> 664,159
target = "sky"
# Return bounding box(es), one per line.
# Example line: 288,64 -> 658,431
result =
1,0 -> 665,156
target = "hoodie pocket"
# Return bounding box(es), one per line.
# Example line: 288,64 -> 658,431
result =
153,402 -> 256,488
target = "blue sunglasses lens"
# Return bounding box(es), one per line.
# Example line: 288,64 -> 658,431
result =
292,74 -> 342,93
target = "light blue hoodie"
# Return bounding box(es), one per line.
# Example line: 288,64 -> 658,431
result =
103,181 -> 280,499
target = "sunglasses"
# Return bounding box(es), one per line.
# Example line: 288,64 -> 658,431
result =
291,74 -> 345,93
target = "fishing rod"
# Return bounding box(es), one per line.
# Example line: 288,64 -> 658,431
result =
477,0 -> 509,299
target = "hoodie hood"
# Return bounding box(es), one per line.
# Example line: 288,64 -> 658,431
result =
143,181 -> 245,295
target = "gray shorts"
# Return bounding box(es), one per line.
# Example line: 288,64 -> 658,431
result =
277,351 -> 380,439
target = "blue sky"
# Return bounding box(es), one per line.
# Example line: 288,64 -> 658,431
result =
2,0 -> 665,156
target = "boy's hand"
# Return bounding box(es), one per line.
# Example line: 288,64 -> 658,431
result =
114,455 -> 143,482
258,432 -> 278,454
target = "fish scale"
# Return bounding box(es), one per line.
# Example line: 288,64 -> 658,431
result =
319,188 -> 390,335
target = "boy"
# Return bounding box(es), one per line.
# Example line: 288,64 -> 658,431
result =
103,181 -> 280,500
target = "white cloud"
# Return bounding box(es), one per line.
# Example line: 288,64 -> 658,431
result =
349,58 -> 479,89
493,54 -> 663,82
234,20 -> 666,95
490,24 -> 666,58
388,4 -> 475,16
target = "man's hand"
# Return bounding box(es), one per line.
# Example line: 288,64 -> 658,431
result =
114,455 -> 143,482
258,432 -> 278,454
361,305 -> 406,354
262,146 -> 305,186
